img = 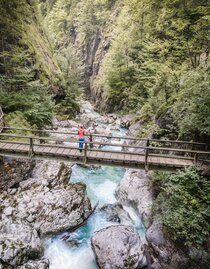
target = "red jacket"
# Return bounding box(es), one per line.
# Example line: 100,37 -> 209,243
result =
78,129 -> 85,138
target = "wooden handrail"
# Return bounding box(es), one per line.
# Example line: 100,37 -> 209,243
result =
1,126 -> 210,170
3,126 -> 208,147
1,133 -> 210,156
0,106 -> 4,133
1,137 -> 210,170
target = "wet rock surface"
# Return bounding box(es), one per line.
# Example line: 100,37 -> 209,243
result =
0,160 -> 92,268
0,158 -> 35,192
91,225 -> 146,269
16,258 -> 49,269
116,169 -> 153,229
147,221 -> 210,269
99,203 -> 134,226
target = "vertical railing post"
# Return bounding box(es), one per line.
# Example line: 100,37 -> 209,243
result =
90,134 -> 93,148
194,152 -> 198,165
0,106 -> 5,133
29,137 -> 34,157
145,139 -> 150,171
84,142 -> 87,163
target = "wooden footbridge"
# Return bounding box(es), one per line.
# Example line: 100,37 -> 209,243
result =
0,125 -> 210,171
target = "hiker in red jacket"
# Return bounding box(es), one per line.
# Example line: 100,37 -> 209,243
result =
78,126 -> 85,152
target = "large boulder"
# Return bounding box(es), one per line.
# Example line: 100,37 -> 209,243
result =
1,180 -> 92,238
99,203 -> 134,225
120,114 -> 134,128
0,157 -> 35,192
17,258 -> 49,269
146,221 -> 194,269
91,225 -> 146,269
116,169 -> 153,228
0,230 -> 41,267
0,160 -> 92,266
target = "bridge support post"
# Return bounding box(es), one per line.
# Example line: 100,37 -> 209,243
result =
0,106 -> 5,133
29,138 -> 34,158
194,152 -> 198,165
89,134 -> 93,148
84,142 -> 87,163
145,140 -> 150,171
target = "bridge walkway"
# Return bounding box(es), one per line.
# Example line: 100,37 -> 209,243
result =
0,127 -> 209,170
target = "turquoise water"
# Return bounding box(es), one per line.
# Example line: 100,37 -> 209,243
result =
45,164 -> 126,269
70,164 -> 125,205
45,164 -> 146,269
44,104 -> 145,269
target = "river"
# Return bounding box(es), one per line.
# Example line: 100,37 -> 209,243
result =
44,102 -> 145,269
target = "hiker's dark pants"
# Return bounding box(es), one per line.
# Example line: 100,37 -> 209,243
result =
79,138 -> 85,149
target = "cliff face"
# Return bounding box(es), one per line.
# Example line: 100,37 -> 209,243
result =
0,0 -> 62,95
37,0 -> 121,112
1,0 -> 209,136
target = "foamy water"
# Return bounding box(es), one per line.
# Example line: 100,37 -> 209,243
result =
45,239 -> 97,269
44,104 -> 145,269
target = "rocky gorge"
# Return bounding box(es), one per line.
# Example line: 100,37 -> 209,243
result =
0,158 -> 92,268
0,102 -> 209,269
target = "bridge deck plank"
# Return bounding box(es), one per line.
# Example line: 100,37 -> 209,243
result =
110,152 -> 123,161
104,152 -> 112,159
15,144 -> 27,150
86,151 -> 96,159
19,144 -> 30,151
68,149 -> 77,156
2,142 -> 15,149
0,140 -> 205,170
0,142 -> 9,148
34,145 -> 44,152
131,154 -> 141,162
36,146 -> 49,153
10,144 -> 29,152
49,147 -> 60,154
55,147 -> 66,154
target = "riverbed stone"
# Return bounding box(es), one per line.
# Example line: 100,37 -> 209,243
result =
146,220 -> 194,269
17,258 -> 49,269
0,159 -> 92,266
1,180 -> 92,237
4,207 -> 13,216
116,169 -> 153,228
0,157 -> 35,192
0,228 -> 42,267
91,225 -> 146,269
99,203 -> 134,226
120,114 -> 134,128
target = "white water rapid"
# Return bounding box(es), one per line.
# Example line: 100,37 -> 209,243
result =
44,102 -> 145,269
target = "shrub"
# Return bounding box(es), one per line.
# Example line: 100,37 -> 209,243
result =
153,167 -> 210,249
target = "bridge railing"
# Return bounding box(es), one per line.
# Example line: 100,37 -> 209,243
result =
2,126 -> 209,150
0,132 -> 210,169
0,107 -> 4,133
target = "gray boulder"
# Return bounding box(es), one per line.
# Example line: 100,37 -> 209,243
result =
146,221 -> 190,269
116,169 -> 153,228
0,160 -> 92,267
17,258 -> 49,269
99,203 -> 134,226
1,180 -> 92,238
91,225 -> 146,269
0,219 -> 42,267
0,233 -> 41,266
0,158 -> 35,192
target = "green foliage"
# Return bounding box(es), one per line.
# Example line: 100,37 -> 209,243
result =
153,167 -> 210,248
0,88 -> 54,129
103,0 -> 210,140
0,0 -> 81,127
4,112 -> 33,140
172,69 -> 210,139
55,91 -> 80,118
